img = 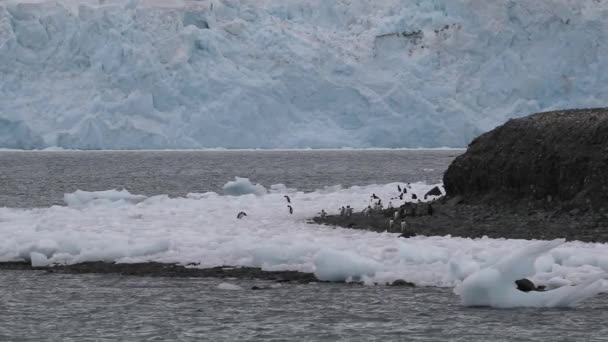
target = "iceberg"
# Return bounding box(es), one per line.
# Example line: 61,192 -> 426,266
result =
455,240 -> 605,308
1,0 -> 607,149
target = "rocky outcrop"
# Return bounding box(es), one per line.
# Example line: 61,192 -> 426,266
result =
315,108 -> 608,242
444,108 -> 608,212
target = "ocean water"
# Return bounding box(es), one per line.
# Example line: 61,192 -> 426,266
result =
0,150 -> 458,208
1,150 -> 607,341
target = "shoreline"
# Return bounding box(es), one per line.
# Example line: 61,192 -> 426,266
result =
313,198 -> 608,243
0,261 -> 318,283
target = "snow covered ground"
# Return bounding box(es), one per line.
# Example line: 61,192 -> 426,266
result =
0,178 -> 607,307
1,0 -> 608,149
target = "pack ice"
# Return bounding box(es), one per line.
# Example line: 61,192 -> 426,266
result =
1,0 -> 608,149
0,179 -> 606,308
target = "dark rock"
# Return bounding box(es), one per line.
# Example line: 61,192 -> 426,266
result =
444,108 -> 608,211
0,262 -> 319,283
515,278 -> 536,292
399,232 -> 416,238
446,195 -> 463,206
390,279 -> 415,287
515,278 -> 546,292
425,186 -> 443,197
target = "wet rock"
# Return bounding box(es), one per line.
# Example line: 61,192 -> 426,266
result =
390,279 -> 415,287
425,186 -> 442,197
515,278 -> 545,292
398,231 -> 416,238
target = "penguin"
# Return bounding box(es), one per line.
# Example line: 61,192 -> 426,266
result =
284,195 -> 291,203
397,185 -> 402,192
371,193 -> 379,199
388,201 -> 394,209
365,205 -> 373,216
340,206 -> 346,216
393,211 -> 399,220
403,187 -> 407,194
237,211 -> 247,219
407,183 -> 412,189
288,205 -> 293,215
399,193 -> 404,200
388,219 -> 394,232
319,209 -> 327,219
412,194 -> 418,200
345,205 -> 353,216
400,220 -> 407,233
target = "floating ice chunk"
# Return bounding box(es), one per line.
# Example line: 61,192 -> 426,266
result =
222,177 -> 267,196
268,184 -> 296,194
64,189 -> 147,207
314,249 -> 379,282
217,283 -> 243,291
455,240 -> 605,308
30,252 -> 49,267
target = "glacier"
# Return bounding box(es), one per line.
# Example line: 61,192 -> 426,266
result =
1,0 -> 607,149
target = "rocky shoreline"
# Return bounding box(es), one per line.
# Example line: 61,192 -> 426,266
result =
315,108 -> 608,243
0,261 -> 318,283
313,197 -> 608,243
0,261 -> 417,286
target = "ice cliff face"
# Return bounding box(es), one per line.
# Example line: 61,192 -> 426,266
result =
1,0 -> 607,149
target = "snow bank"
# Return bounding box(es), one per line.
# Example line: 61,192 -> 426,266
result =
1,0 -> 608,149
64,189 -> 148,207
0,181 -> 607,308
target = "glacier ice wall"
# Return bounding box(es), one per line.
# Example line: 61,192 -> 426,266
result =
1,0 -> 607,149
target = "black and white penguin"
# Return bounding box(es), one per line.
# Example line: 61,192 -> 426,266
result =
284,195 -> 291,203
400,220 -> 407,232
399,193 -> 404,200
397,185 -> 402,192
237,211 -> 247,219
288,205 -> 293,214
412,194 -> 417,200
319,209 -> 327,219
388,219 -> 394,232
371,193 -> 379,200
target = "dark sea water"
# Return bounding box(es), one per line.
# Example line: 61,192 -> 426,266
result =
0,150 -> 458,208
1,150 -> 607,342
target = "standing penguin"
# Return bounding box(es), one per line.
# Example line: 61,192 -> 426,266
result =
397,185 -> 402,192
371,193 -> 379,200
284,195 -> 291,203
345,205 -> 353,216
288,205 -> 293,215
393,210 -> 399,220
388,219 -> 394,232
400,220 -> 407,233
340,206 -> 346,216
412,194 -> 418,200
